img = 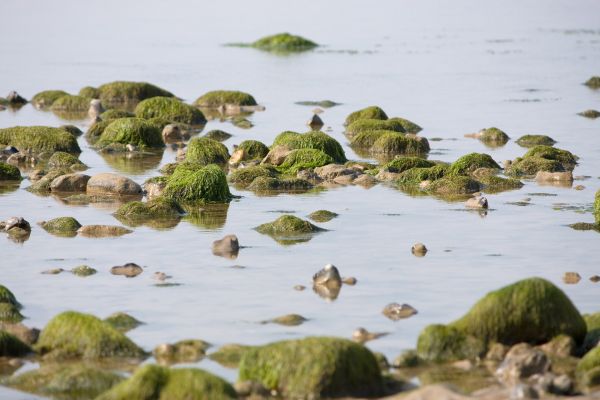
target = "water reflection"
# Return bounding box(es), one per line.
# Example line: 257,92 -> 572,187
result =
184,203 -> 229,230
99,151 -> 164,175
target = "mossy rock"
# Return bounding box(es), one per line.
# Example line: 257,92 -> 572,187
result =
230,115 -> 253,129
96,364 -> 237,400
0,162 -> 21,181
584,76 -> 600,88
417,324 -> 486,362
247,176 -> 313,192
578,109 -> 600,119
255,215 -> 324,243
580,366 -> 600,390
104,312 -> 143,333
478,175 -> 523,194
194,90 -> 257,107
345,118 -> 407,137
595,190 -> 600,225
6,363 -> 123,399
0,330 -> 31,357
97,118 -> 164,150
97,81 -> 174,104
344,106 -> 388,126
26,167 -> 72,193
371,132 -> 430,155
0,126 -> 81,153
506,156 -> 564,176
79,86 -> 100,99
35,311 -> 146,360
350,129 -> 390,148
154,339 -> 211,364
0,285 -> 21,308
272,130 -> 346,162
396,164 -> 449,186
382,157 -> 435,173
100,109 -> 135,121
238,337 -> 383,399
209,344 -> 253,368
583,313 -> 600,353
228,165 -> 277,187
388,117 -> 423,134
448,153 -> 500,176
31,90 -> 69,108
135,96 -> 206,125
50,95 -> 91,111
295,100 -> 340,108
522,145 -> 578,168
251,33 -> 317,53
308,210 -> 338,223
278,149 -> 335,174
478,127 -> 509,143
452,278 -> 587,346
39,217 -> 82,237
71,265 -> 97,277
185,137 -> 230,166
578,347 -> 600,378
60,125 -> 83,137
515,135 -> 556,148
47,151 -> 87,170
0,303 -> 24,323
163,164 -> 232,204
204,129 -> 232,142
427,175 -> 481,196
114,197 -> 184,223
237,140 -> 269,160
86,120 -> 111,144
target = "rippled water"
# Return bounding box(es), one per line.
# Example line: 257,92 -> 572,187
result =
1,0 -> 600,397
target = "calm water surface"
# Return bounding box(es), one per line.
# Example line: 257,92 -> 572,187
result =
0,0 -> 599,395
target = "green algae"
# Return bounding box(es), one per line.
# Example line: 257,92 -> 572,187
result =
278,148 -> 334,174
104,312 -> 143,333
154,339 -> 210,364
50,95 -> 90,112
584,76 -> 600,88
249,33 -> 318,53
185,137 -> 230,166
382,157 -> 436,173
0,303 -> 24,323
417,324 -> 485,362
236,140 -> 269,160
427,175 -> 481,196
295,100 -> 340,108
194,90 -> 257,107
515,135 -> 556,147
135,96 -> 206,125
100,109 -> 135,121
344,106 -> 388,126
97,118 -> 164,150
228,165 -> 277,187
247,176 -> 313,193
86,120 -> 111,144
255,215 -> 323,235
478,175 -> 524,193
0,126 -> 81,153
308,210 -> 338,223
0,285 -> 21,309
78,86 -> 100,99
47,152 -> 87,170
40,217 -> 82,237
448,153 -> 500,176
0,330 -> 31,357
209,344 -> 253,368
71,265 -> 97,277
371,131 -> 430,155
163,164 -> 232,204
31,90 -> 69,108
345,118 -> 407,137
114,197 -> 183,220
478,127 -> 509,144
97,81 -> 174,104
203,129 -> 232,142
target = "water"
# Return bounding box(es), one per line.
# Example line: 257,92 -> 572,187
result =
1,0 -> 600,396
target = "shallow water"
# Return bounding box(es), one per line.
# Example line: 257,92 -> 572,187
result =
1,0 -> 600,396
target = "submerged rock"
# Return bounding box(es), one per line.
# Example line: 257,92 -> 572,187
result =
255,215 -> 324,241
104,312 -> 143,332
212,234 -> 240,259
263,314 -> 307,326
295,100 -> 340,108
578,109 -> 600,119
308,209 -> 338,223
135,96 -> 206,125
77,225 -> 133,238
535,170 -> 573,183
209,344 -> 253,369
39,217 -> 82,237
515,134 -> 556,147
110,263 -> 143,277
312,263 -> 342,288
71,265 -> 97,277
584,76 -> 600,89
249,33 -> 317,53
382,303 -> 418,320
154,339 -> 211,364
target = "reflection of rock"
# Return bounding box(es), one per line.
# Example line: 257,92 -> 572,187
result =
352,328 -> 388,343
110,263 -> 143,278
184,203 -> 229,230
312,264 -> 342,287
99,151 -> 164,175
312,284 -> 341,301
212,234 -> 239,259
382,303 -> 418,320
77,225 -> 132,238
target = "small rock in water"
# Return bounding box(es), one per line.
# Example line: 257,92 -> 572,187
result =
293,285 -> 306,291
41,268 -> 65,275
574,185 -> 585,191
312,108 -> 324,114
2,217 -> 31,233
342,276 -> 357,285
496,343 -> 550,382
153,272 -> 171,281
307,114 -> 324,130
562,272 -> 581,284
411,242 -> 427,256
71,265 -> 97,277
465,195 -> 488,209
535,171 -> 573,183
88,99 -> 104,119
110,262 -> 143,278
6,90 -> 27,105
77,225 -> 133,238
382,303 -> 418,320
312,263 -> 342,287
265,314 -> 307,326
590,275 -> 600,283
212,234 -> 240,259
352,327 -> 388,343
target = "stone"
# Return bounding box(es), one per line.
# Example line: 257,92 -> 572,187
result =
352,327 -> 388,343
314,164 -> 357,181
535,171 -> 573,183
342,276 -> 357,285
87,173 -> 142,196
538,335 -> 576,358
88,99 -> 104,119
110,263 -> 143,278
562,272 -> 581,284
496,343 -> 550,382
261,145 -> 291,166
382,303 -> 418,320
162,124 -> 183,143
6,91 -> 27,105
77,225 -> 132,238
465,196 -> 488,209
412,242 -> 427,256
307,114 -> 324,130
3,217 -> 31,232
50,173 -> 91,192
212,234 -> 240,259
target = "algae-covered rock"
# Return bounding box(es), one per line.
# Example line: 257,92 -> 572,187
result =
97,81 -> 174,104
295,100 -> 340,108
0,330 -> 31,357
153,339 -> 211,364
0,162 -> 21,181
452,278 -> 586,346
371,132 -> 430,155
0,126 -> 81,153
523,145 -> 577,167
272,130 -> 346,163
345,118 -> 408,137
228,165 -> 277,187
0,303 -> 24,323
35,311 -> 146,360
209,344 -> 253,368
278,148 -> 334,174
578,347 -> 600,379
135,96 -> 206,125
247,176 -> 313,192
71,265 -> 97,277
6,363 -> 123,399
477,127 -> 510,144
583,313 -> 600,353
163,164 -> 232,204
344,106 -> 388,126
79,86 -> 100,99
185,137 -> 230,166
236,140 -> 269,160
114,197 -> 183,222
100,109 -> 135,121
39,217 -> 82,237
388,117 -> 423,134
204,129 -> 232,142
515,135 -> 556,148
578,109 -> 600,119
264,314 -> 308,326
478,175 -> 523,194
383,156 -> 435,173
595,189 -> 600,225
255,215 -> 324,244
96,364 -> 237,400
97,118 -> 164,150
47,151 -> 87,170
448,153 -> 500,176
427,175 -> 481,197
59,124 -> 83,137
250,33 -> 317,53
86,120 -> 111,144
0,285 -> 21,308
194,90 -> 257,107
308,210 -> 338,223
238,337 -> 383,399
396,164 -> 449,186
417,324 -> 486,362
31,90 -> 69,108
584,76 -> 600,89
104,312 -> 143,333
507,145 -> 578,176
50,95 -> 90,112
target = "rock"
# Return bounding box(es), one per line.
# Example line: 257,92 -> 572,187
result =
307,114 -> 324,130
412,242 -> 428,256
352,327 -> 388,343
562,272 -> 581,284
417,324 -> 485,362
50,173 -> 91,192
97,81 -> 174,105
354,173 -> 378,187
47,151 -> 87,170
0,303 -> 24,323
0,162 -> 21,180
6,91 -> 27,105
87,173 -> 142,196
103,312 -> 143,333
42,268 -> 65,275
143,176 -> 167,200
193,90 -> 257,107
0,284 -> 21,308
486,343 -> 509,362
204,129 -> 232,141
549,374 -> 573,395
161,124 -> 183,143
590,275 -> 600,283
278,148 -> 334,174
0,126 -> 80,153
393,349 -> 422,368
248,33 -> 318,53
0,323 -> 39,346
212,234 -> 240,259
110,263 -> 143,277
77,225 -> 132,237
383,303 -> 418,320
95,364 -> 236,400
153,339 -> 210,364
234,380 -> 270,397
209,344 -> 253,368
264,314 -> 307,326
238,337 -> 383,398
3,217 -> 31,232
235,140 -> 269,162
228,148 -> 245,166
465,196 -> 488,209
293,285 -> 306,291
71,265 -> 97,277
113,198 -> 183,224
163,164 -> 231,203
261,145 -> 292,165
271,130 -> 346,162
578,109 -> 600,119
312,263 -> 342,287
535,171 -> 573,182
135,97 -> 206,125
96,118 -> 164,151
496,343 -> 550,382
255,215 -> 324,244
0,330 -> 30,357
34,311 -> 145,360
315,164 -> 357,181
344,106 -> 388,126
88,99 -> 104,119
342,276 -> 357,285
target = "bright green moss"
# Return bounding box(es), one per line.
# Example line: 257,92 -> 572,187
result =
396,164 -> 449,185
585,76 -> 600,88
71,265 -> 97,277
163,164 -> 232,204
0,162 -> 21,181
238,337 -> 383,399
237,140 -> 269,160
97,118 -> 164,149
308,210 -> 338,223
135,96 -> 206,125
0,330 -> 31,357
209,344 -> 253,368
255,215 -> 324,235
383,157 -> 435,173
448,153 -> 500,176
427,175 -> 481,196
35,311 -> 146,360
371,132 -> 430,155
278,148 -> 334,174
185,137 -> 230,166
0,285 -> 20,308
478,127 -> 509,143
351,129 -> 390,148
523,145 -> 578,167
114,197 -> 184,222
50,95 -> 91,111
388,117 -> 423,133
86,120 -> 111,144
344,106 -> 388,126
96,364 -> 237,400
31,90 -> 69,108
271,131 -> 346,162
0,303 -> 24,323
40,217 -> 82,237
247,176 -> 313,192
228,165 -> 277,187
6,363 -> 123,399
97,81 -> 174,104
478,175 -> 523,193
100,109 -> 135,121
515,135 -> 556,147
104,312 -> 143,333
47,151 -> 87,170
345,118 -> 407,137
250,33 -> 318,53
78,86 -> 100,99
193,90 -> 257,107
417,324 -> 485,362
0,126 -> 81,153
